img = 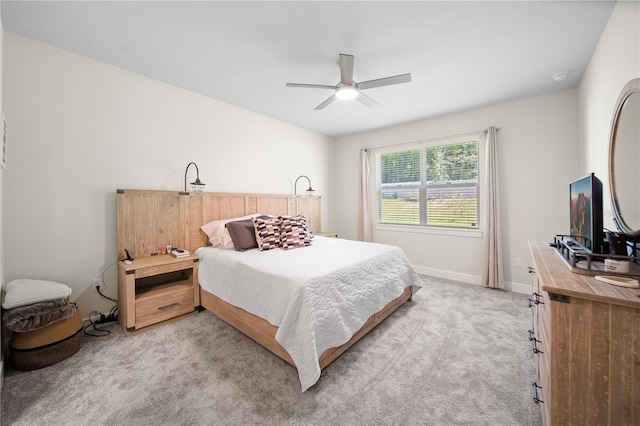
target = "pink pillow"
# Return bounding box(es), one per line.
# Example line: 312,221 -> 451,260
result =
201,214 -> 257,248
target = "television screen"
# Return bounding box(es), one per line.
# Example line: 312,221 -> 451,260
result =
569,173 -> 604,253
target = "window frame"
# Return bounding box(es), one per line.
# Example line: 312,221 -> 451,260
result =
370,133 -> 485,238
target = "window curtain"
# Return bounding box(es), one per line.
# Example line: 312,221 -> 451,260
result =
358,148 -> 372,242
482,127 -> 504,289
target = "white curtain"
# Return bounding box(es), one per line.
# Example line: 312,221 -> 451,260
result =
482,127 -> 504,289
358,148 -> 372,242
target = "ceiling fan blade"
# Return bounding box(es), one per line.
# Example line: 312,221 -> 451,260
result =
314,94 -> 337,110
357,73 -> 412,90
356,92 -> 381,109
286,83 -> 337,90
339,54 -> 354,85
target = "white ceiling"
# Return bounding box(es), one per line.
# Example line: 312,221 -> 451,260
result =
1,1 -> 616,138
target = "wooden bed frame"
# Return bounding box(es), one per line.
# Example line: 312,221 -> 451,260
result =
201,283 -> 412,369
117,189 -> 412,370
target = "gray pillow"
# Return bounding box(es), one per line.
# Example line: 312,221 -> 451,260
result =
226,219 -> 258,251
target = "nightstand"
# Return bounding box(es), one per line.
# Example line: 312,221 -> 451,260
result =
314,232 -> 338,238
118,254 -> 199,335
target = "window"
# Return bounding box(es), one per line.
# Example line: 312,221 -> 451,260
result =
375,136 -> 480,229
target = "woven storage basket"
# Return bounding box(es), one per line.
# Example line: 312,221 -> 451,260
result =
9,309 -> 83,371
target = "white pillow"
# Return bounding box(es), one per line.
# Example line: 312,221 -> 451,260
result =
2,279 -> 72,309
201,214 -> 259,248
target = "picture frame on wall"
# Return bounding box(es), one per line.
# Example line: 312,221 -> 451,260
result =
1,114 -> 6,169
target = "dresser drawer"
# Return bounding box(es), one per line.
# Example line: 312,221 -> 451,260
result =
135,286 -> 194,329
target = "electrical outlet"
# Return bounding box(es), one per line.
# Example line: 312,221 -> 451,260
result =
514,258 -> 522,267
92,278 -> 102,290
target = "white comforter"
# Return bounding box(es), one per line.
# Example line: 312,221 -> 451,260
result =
196,236 -> 421,391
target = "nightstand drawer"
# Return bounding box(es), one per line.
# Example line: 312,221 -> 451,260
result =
135,287 -> 194,329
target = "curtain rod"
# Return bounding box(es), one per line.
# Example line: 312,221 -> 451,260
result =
364,127 -> 501,152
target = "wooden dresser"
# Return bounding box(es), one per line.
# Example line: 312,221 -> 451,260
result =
529,241 -> 640,425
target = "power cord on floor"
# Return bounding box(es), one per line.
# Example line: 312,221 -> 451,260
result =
84,263 -> 119,337
83,305 -> 118,337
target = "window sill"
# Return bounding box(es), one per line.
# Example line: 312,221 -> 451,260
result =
375,223 -> 483,238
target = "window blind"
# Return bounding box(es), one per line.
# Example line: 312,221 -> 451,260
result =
377,139 -> 479,228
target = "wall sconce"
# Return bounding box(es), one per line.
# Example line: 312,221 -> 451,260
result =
294,175 -> 315,196
184,162 -> 205,193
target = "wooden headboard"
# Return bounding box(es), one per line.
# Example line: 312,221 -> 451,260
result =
116,189 -> 321,259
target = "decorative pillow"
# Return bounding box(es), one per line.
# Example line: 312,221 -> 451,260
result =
252,215 -> 281,251
201,214 -> 257,248
226,219 -> 258,252
279,215 -> 312,250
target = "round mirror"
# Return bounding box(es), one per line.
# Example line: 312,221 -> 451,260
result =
609,78 -> 640,237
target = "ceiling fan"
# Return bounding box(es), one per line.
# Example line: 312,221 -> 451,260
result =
286,54 -> 412,110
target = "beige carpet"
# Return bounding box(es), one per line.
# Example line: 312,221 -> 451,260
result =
2,276 -> 542,425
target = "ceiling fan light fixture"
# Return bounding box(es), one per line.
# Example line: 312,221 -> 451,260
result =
336,86 -> 358,100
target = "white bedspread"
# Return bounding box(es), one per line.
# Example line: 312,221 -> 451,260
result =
196,236 -> 421,391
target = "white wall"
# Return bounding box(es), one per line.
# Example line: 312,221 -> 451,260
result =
2,33 -> 336,318
579,0 -> 640,229
335,90 -> 580,292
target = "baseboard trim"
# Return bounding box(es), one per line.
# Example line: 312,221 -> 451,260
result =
507,281 -> 532,294
414,265 -> 530,294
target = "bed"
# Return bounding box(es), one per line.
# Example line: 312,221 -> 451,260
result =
116,190 -> 421,391
197,235 -> 421,391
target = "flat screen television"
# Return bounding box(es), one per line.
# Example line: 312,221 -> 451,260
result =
569,173 -> 604,253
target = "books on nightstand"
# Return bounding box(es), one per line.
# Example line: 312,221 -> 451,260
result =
171,249 -> 190,258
